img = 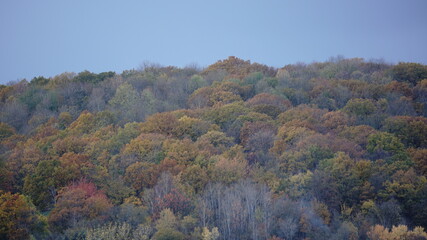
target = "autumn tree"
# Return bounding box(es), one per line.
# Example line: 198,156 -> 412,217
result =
199,180 -> 272,240
186,74 -> 207,94
163,138 -> 198,166
367,132 -> 410,165
408,148 -> 427,177
121,133 -> 166,167
86,222 -> 134,240
277,104 -> 327,131
196,130 -> 234,155
246,93 -> 291,118
153,209 -> 186,240
153,188 -> 192,217
0,122 -> 16,140
109,82 -> 143,122
0,98 -> 29,131
203,56 -> 276,80
343,98 -> 376,115
0,191 -> 46,240
382,116 -> 427,148
240,121 -> 276,165
367,224 -> 427,240
180,165 -> 209,194
141,112 -> 178,136
188,86 -> 242,108
125,162 -> 159,194
391,62 -> 427,85
173,115 -> 213,141
211,155 -> 248,185
87,87 -> 107,112
203,101 -> 249,132
23,160 -> 60,211
48,180 -> 112,232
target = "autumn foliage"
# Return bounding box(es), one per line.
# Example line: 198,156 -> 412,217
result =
1,57 -> 427,239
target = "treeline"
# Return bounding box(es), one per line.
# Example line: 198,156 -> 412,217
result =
1,56 -> 427,239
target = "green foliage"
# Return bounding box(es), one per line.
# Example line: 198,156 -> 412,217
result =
0,122 -> 15,140
30,76 -> 50,86
108,122 -> 142,154
109,83 -> 142,122
343,98 -> 376,116
0,191 -> 46,240
187,75 -> 207,93
74,70 -> 115,83
3,58 -> 427,238
367,132 -> 409,162
382,116 -> 427,148
173,116 -> 213,141
198,130 -> 233,148
203,101 -> 249,130
152,209 -> 186,240
280,171 -> 313,199
23,160 -> 59,211
202,227 -> 220,240
392,62 -> 427,85
188,86 -> 242,108
153,227 -> 186,240
333,221 -> 358,240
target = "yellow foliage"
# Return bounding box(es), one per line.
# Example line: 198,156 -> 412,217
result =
367,224 -> 427,240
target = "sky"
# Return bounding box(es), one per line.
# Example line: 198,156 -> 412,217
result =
1,0 -> 427,83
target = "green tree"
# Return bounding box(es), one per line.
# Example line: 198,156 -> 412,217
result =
23,160 -> 59,211
367,132 -> 410,165
0,191 -> 46,240
382,116 -> 427,148
187,75 -> 207,94
153,209 -> 186,240
202,227 -> 220,240
109,83 -> 142,122
343,98 -> 376,116
0,122 -> 15,140
392,62 -> 427,85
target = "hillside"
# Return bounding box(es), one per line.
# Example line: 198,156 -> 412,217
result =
1,56 -> 427,239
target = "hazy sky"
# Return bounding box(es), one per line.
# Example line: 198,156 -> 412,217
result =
1,0 -> 426,83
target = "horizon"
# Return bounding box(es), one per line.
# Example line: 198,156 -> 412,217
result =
1,0 -> 427,83
0,55 -> 415,85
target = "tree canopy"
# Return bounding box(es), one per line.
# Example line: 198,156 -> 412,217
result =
1,57 -> 427,239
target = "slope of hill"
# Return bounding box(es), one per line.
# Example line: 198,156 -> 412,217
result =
1,57 -> 427,239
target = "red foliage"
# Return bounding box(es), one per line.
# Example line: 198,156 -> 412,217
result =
48,180 -> 112,231
154,188 -> 191,217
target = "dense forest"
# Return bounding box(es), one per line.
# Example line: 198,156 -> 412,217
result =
1,56 -> 427,240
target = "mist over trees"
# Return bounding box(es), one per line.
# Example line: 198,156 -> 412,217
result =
1,57 -> 427,239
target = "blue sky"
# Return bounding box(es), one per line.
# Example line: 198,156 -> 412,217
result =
1,0 -> 426,83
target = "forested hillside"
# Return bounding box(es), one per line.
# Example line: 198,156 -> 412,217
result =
1,56 -> 427,239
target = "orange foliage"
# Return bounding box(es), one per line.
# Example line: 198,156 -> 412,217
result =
56,152 -> 94,184
0,191 -> 40,240
211,155 -> 248,184
141,112 -> 178,136
188,86 -> 241,108
203,56 -> 276,79
408,148 -> 427,177
163,139 -> 198,166
367,224 -> 427,240
48,180 -> 112,231
125,162 -> 158,193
